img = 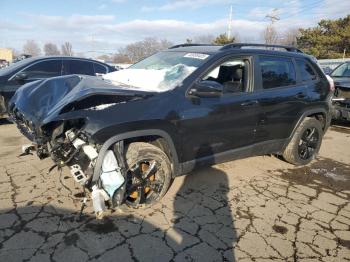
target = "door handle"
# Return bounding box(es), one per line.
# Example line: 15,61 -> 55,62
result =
240,100 -> 258,106
295,92 -> 306,99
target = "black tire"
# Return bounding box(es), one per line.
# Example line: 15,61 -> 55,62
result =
283,117 -> 323,166
124,142 -> 172,208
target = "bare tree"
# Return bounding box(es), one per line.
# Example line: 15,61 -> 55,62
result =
262,25 -> 279,45
8,48 -> 20,58
119,38 -> 173,63
61,42 -> 74,56
278,28 -> 300,46
22,40 -> 41,56
43,43 -> 60,56
112,53 -> 132,64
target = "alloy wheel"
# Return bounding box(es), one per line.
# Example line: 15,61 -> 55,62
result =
298,127 -> 319,160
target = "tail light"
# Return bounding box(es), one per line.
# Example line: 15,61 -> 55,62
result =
326,75 -> 335,92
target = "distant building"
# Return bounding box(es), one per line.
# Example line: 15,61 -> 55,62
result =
0,48 -> 13,63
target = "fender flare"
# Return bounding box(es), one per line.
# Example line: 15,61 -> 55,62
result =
92,129 -> 180,183
282,107 -> 330,150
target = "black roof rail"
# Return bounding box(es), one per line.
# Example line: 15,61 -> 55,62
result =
168,43 -> 219,49
220,43 -> 303,53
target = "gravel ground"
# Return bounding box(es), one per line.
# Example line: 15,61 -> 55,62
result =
0,120 -> 349,261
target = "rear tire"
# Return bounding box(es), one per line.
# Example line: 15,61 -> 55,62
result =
124,142 -> 172,208
283,117 -> 323,166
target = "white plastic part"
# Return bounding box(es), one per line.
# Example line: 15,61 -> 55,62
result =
70,164 -> 87,184
82,145 -> 98,160
65,130 -> 76,141
72,138 -> 85,148
91,185 -> 106,219
100,150 -> 125,197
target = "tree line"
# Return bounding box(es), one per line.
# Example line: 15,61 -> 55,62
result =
19,40 -> 74,57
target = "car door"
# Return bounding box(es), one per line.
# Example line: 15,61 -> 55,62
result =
178,55 -> 263,164
253,55 -> 308,145
2,59 -> 63,109
63,59 -> 94,76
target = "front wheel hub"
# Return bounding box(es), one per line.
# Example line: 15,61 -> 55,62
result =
298,127 -> 319,160
126,160 -> 164,206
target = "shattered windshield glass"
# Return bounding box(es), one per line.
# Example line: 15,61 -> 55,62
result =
103,51 -> 210,92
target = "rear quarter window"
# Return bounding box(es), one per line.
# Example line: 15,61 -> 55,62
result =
296,58 -> 317,82
93,63 -> 108,74
259,56 -> 296,89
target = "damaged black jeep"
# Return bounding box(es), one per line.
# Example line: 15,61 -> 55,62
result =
9,43 -> 332,217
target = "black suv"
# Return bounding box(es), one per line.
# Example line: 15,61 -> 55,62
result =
9,43 -> 332,209
0,56 -> 116,118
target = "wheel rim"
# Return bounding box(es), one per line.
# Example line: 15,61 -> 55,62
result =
125,159 -> 164,206
298,127 -> 319,160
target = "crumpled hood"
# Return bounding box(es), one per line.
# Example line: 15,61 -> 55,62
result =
9,75 -> 152,127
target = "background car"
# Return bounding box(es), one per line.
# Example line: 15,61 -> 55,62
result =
0,59 -> 9,69
330,61 -> 350,121
0,56 -> 116,118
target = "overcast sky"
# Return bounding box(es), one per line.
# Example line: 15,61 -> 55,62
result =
1,0 -> 349,56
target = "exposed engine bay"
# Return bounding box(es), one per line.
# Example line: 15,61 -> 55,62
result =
20,121 -> 127,219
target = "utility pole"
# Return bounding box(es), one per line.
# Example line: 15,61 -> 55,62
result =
227,5 -> 233,39
265,8 -> 280,25
264,8 -> 280,44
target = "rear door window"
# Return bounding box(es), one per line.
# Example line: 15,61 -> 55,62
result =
296,59 -> 317,82
93,63 -> 108,75
66,60 -> 94,75
22,60 -> 62,79
259,56 -> 296,89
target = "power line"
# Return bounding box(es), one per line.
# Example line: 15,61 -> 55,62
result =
277,0 -> 324,21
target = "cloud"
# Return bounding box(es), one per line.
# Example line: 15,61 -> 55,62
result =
314,0 -> 350,20
142,0 -> 232,12
0,20 -> 32,31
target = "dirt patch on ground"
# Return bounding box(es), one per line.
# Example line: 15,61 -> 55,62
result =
279,157 -> 350,191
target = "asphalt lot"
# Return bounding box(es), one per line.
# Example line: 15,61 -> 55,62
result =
0,120 -> 349,261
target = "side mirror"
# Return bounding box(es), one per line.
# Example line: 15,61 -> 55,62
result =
188,80 -> 223,98
14,72 -> 28,81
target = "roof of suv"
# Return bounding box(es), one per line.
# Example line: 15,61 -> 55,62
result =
166,43 -> 308,58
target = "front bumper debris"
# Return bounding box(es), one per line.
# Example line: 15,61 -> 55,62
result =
332,98 -> 350,121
